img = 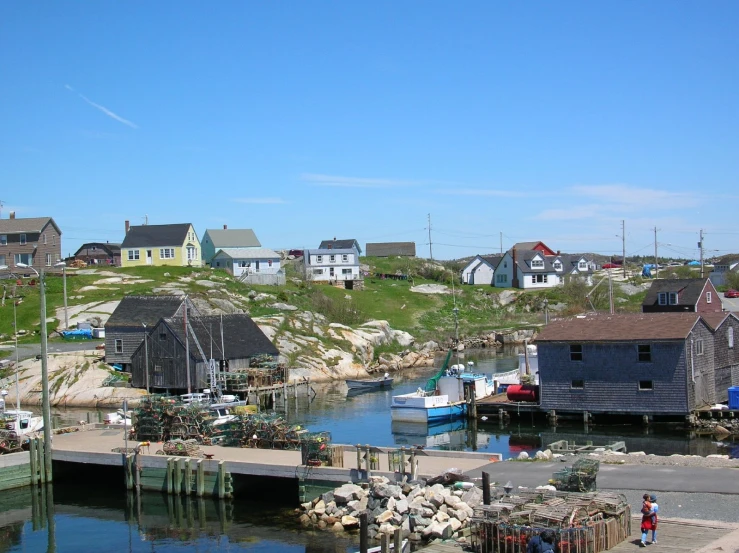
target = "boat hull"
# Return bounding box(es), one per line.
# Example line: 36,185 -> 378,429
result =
346,378 -> 393,390
391,393 -> 467,423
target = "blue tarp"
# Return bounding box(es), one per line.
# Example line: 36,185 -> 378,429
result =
687,260 -> 701,266
642,265 -> 653,278
61,329 -> 93,340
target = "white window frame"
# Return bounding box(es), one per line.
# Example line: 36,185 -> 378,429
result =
159,248 -> 175,259
342,254 -> 348,262
115,339 -> 123,353
186,246 -> 196,261
316,255 -> 323,263
729,327 -> 734,349
531,259 -> 544,269
0,235 -> 6,245
127,250 -> 140,261
14,253 -> 32,266
20,234 -> 26,245
638,380 -> 654,391
43,234 -> 47,245
342,268 -> 352,275
0,255 -> 4,266
695,339 -> 704,356
706,292 -> 712,304
669,292 -> 678,304
45,253 -> 51,266
312,268 -> 323,275
329,255 -> 335,263
553,262 -> 562,271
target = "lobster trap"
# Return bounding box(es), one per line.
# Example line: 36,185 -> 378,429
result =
550,458 -> 600,492
470,489 -> 630,553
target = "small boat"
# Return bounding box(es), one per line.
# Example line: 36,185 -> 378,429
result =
346,373 -> 394,391
390,388 -> 467,423
104,409 -> 132,426
494,344 -> 540,390
365,539 -> 409,553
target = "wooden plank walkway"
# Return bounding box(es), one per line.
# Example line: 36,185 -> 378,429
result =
608,517 -> 739,552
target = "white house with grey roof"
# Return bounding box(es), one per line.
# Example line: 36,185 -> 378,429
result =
494,248 -> 594,289
461,255 -> 504,285
201,226 -> 261,265
304,247 -> 361,286
212,247 -> 282,278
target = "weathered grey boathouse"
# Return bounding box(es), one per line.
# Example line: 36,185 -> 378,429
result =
129,313 -> 279,392
535,312 -> 739,417
104,296 -> 193,371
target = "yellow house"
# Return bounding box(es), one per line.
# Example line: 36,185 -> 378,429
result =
120,222 -> 201,267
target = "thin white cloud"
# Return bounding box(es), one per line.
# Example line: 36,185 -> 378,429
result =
231,197 -> 287,204
435,187 -> 529,198
533,204 -> 606,221
301,173 -> 421,188
571,184 -> 697,209
65,84 -> 138,129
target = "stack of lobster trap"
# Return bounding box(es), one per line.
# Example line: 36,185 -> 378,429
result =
470,489 -> 631,553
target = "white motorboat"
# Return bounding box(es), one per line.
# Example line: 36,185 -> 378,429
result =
494,344 -> 540,388
2,409 -> 44,435
104,409 -> 132,426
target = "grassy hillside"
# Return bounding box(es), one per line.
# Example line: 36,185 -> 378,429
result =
0,258 -> 658,347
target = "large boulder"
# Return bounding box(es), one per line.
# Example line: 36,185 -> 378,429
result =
334,483 -> 364,504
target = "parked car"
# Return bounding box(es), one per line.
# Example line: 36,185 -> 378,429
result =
602,263 -> 622,269
725,289 -> 739,298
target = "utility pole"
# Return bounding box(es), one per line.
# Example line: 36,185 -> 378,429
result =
653,227 -> 659,278
622,220 -> 626,279
427,213 -> 433,261
699,229 -> 704,278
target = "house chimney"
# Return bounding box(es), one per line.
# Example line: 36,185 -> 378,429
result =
557,250 -> 560,256
125,220 -> 130,234
511,248 -> 519,288
223,224 -> 228,230
9,211 -> 15,219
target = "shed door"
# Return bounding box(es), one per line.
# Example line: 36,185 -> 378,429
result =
146,250 -> 153,264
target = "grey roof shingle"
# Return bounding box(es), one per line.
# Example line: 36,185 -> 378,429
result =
319,239 -> 361,254
642,278 -> 709,309
535,312 -> 702,342
213,247 -> 279,259
481,254 -> 504,269
0,217 -> 60,235
163,314 -> 278,360
121,224 -> 193,248
106,296 -> 187,327
204,229 -> 261,248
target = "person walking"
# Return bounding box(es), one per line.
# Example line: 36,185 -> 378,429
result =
640,493 -> 653,547
527,529 -> 556,553
649,494 -> 659,544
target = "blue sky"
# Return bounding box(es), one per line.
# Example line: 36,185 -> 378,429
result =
1,2 -> 738,261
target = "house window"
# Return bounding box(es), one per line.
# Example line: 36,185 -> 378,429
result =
0,255 -> 5,266
159,333 -> 167,341
216,262 -> 220,267
532,274 -> 547,284
14,253 -> 32,266
330,255 -> 335,262
154,364 -> 162,374
313,268 -> 323,275
329,267 -> 335,277
553,262 -> 562,271
342,268 -> 352,275
316,255 -> 323,263
268,259 -> 272,266
20,234 -> 26,245
160,248 -> 175,259
570,344 -> 583,361
638,344 -> 651,362
571,379 -> 584,389
639,380 -> 654,391
115,339 -> 123,353
496,274 -> 508,283
128,250 -> 140,261
658,292 -> 678,306
578,262 -> 587,270
729,327 -> 734,349
342,254 -> 348,262
706,292 -> 712,304
52,235 -> 55,245
45,253 -> 51,266
186,246 -> 196,261
43,234 -> 47,245
531,259 -> 544,269
0,235 -> 6,245
695,339 -> 704,356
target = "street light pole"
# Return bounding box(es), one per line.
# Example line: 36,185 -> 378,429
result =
17,262 -> 53,482
62,265 -> 68,330
0,265 -> 19,414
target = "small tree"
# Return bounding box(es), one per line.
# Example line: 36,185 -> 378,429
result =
725,271 -> 739,290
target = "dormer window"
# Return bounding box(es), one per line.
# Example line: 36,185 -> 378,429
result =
531,259 -> 544,269
20,234 -> 26,245
658,292 -> 678,305
553,262 -> 562,271
578,261 -> 587,269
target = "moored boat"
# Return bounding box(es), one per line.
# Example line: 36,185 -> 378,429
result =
346,373 -> 394,391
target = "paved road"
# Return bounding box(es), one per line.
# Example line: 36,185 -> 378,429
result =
0,342 -> 102,361
465,460 -> 739,494
722,296 -> 739,312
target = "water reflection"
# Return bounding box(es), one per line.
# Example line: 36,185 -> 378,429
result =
0,485 -> 357,553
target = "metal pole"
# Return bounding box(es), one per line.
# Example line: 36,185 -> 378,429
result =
39,271 -> 53,482
62,266 -> 68,330
13,298 -> 19,411
622,219 -> 626,279
143,323 -> 150,394
653,227 -> 659,279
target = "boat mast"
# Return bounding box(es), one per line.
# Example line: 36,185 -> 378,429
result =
452,270 -> 460,366
13,298 -> 20,415
184,299 -> 191,394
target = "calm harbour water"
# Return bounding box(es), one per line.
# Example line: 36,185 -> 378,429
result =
3,348 -> 737,552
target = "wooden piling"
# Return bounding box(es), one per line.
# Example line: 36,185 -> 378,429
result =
38,438 -> 46,484
482,472 -> 491,505
173,458 -> 183,494
359,512 -> 368,553
166,458 -> 174,494
185,459 -> 193,495
196,460 -> 204,497
218,461 -> 226,499
29,438 -> 38,485
393,528 -> 402,552
380,533 -> 389,553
